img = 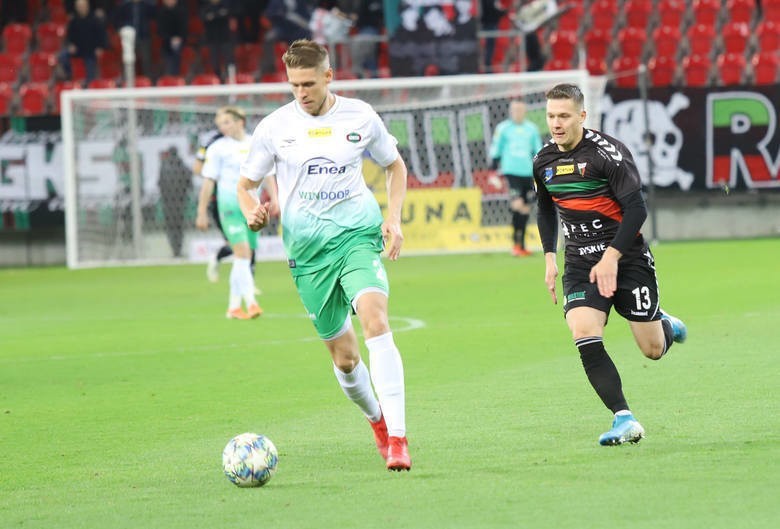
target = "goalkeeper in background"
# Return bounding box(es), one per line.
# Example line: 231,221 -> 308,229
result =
533,83 -> 687,446
489,98 -> 543,257
237,39 -> 412,472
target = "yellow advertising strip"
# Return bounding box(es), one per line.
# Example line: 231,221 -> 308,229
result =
374,187 -> 541,252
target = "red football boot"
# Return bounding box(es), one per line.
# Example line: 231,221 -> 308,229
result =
369,415 -> 389,460
386,436 -> 411,471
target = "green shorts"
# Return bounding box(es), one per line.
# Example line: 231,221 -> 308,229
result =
293,243 -> 389,340
219,205 -> 257,249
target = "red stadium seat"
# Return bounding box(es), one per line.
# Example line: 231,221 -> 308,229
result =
656,0 -> 686,29
691,0 -> 722,27
617,27 -> 646,60
750,52 -> 780,84
192,73 -> 221,85
720,22 -> 750,55
588,0 -> 618,31
611,56 -> 641,88
179,46 -> 198,76
0,52 -> 23,84
763,0 -> 780,22
556,3 -> 584,32
70,57 -> 87,82
87,78 -> 118,89
35,22 -> 66,54
233,72 -> 256,84
584,28 -> 611,65
755,21 -> 780,53
98,49 -> 123,80
725,0 -> 755,24
19,82 -> 49,115
131,75 -> 153,87
544,57 -> 576,71
157,75 -> 186,87
0,82 -> 14,115
548,31 -> 578,63
28,51 -> 57,83
651,25 -> 682,59
53,80 -> 81,113
648,55 -> 678,86
235,43 -> 261,74
2,23 -> 33,54
622,0 -> 652,29
716,52 -> 746,85
586,56 -> 607,75
686,24 -> 716,57
682,54 -> 712,86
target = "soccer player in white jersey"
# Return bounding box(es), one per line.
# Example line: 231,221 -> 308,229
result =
236,39 -> 411,471
196,106 -> 263,320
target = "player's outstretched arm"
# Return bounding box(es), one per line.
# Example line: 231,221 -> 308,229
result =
383,156 -> 408,261
237,175 -> 268,232
195,177 -> 215,231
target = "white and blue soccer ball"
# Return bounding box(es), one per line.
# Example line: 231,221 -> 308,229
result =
222,433 -> 278,487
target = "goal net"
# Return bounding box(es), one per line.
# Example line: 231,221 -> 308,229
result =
61,70 -> 602,269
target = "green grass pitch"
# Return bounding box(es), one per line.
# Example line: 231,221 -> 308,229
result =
1,239 -> 778,529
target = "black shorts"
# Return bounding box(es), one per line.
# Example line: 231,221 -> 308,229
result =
505,175 -> 534,203
562,250 -> 662,323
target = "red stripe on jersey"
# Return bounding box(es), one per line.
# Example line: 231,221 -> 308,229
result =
552,196 -> 623,221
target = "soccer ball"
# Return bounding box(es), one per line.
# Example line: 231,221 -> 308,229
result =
222,433 -> 278,487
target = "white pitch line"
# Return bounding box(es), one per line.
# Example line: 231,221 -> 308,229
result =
0,315 -> 426,364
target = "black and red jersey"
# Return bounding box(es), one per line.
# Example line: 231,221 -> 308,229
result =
533,128 -> 648,267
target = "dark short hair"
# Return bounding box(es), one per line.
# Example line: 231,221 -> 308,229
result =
282,39 -> 330,70
545,84 -> 584,109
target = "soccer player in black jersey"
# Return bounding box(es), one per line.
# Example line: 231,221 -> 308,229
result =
533,83 -> 688,446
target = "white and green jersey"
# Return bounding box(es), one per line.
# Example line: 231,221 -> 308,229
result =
241,95 -> 399,275
201,134 -> 251,210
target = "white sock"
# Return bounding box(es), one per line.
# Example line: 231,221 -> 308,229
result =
333,361 -> 381,422
366,332 -> 406,437
233,258 -> 257,307
228,264 -> 242,310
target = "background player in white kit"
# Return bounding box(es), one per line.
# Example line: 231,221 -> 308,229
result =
236,39 -> 412,471
196,106 -> 262,320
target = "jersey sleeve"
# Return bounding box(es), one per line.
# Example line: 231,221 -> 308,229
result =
604,142 -> 643,199
200,142 -> 221,181
533,152 -> 558,253
365,109 -> 399,167
241,120 -> 275,182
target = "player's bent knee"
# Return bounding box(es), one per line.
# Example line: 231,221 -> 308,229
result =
639,341 -> 664,360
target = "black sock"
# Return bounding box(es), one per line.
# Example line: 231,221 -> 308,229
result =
576,337 -> 629,414
216,244 -> 232,261
517,213 -> 529,248
661,317 -> 674,355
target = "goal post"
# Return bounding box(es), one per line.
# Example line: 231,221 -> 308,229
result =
61,70 -> 601,269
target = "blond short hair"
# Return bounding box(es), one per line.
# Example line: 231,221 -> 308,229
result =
282,39 -> 330,70
215,106 -> 246,124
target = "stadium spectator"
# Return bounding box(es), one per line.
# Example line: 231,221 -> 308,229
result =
201,0 -> 237,81
489,98 -> 543,257
58,0 -> 108,84
480,0 -> 506,71
260,0 -> 313,74
237,40 -> 412,471
157,0 -> 188,77
195,106 -> 264,320
113,0 -> 156,79
237,0 -> 268,43
158,145 -> 192,258
533,83 -> 688,446
340,0 -> 384,78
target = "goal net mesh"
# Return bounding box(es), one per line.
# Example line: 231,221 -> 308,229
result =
62,70 -> 600,268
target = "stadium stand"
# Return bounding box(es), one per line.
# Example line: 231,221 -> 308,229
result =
19,82 -> 49,115
716,52 -> 747,85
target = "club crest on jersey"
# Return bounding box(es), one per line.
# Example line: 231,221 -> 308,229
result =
308,127 -> 332,138
346,132 -> 361,143
544,167 -> 553,182
577,162 -> 587,177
